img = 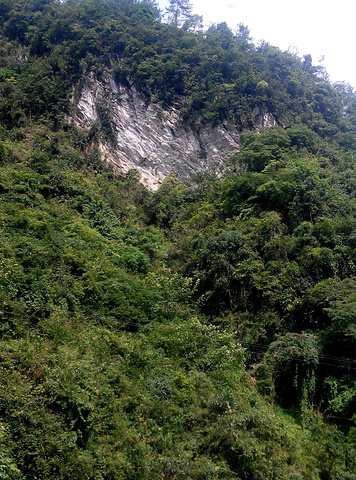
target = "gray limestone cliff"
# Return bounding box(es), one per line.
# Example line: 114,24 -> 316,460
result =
72,73 -> 275,190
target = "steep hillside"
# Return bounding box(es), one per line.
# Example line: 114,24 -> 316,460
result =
0,1 -> 355,479
73,72 -> 242,190
1,0 -> 356,184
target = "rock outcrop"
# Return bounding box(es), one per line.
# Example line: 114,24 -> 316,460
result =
73,73 -> 242,190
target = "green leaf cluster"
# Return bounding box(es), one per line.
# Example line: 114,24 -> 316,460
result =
0,1 -> 355,478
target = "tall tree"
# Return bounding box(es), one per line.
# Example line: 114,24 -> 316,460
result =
165,0 -> 192,27
182,13 -> 203,33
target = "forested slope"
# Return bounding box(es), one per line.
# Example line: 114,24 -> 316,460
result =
0,1 -> 355,479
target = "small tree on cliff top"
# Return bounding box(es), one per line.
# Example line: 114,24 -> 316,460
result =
166,0 -> 193,27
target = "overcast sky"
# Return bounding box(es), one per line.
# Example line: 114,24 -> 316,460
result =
157,0 -> 356,89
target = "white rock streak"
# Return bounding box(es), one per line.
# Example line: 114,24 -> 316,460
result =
75,73 -> 242,190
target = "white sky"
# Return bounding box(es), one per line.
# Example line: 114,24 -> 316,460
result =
157,0 -> 356,89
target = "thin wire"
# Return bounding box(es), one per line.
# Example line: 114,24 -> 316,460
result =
0,306 -> 141,329
276,406 -> 355,422
245,348 -> 356,370
0,306 -> 355,422
242,341 -> 356,366
1,306 -> 356,367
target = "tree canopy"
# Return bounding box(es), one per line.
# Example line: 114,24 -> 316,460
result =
0,1 -> 355,478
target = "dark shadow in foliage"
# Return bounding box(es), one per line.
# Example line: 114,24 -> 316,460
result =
193,230 -> 252,314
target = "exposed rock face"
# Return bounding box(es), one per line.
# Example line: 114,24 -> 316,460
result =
74,73 -> 242,190
253,106 -> 278,129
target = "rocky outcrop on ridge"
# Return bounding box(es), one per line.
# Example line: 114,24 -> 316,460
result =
73,73 -> 275,190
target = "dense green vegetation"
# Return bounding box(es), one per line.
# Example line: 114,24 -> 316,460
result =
2,0 -> 356,137
0,0 -> 355,478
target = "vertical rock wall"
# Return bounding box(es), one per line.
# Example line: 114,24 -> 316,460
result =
74,73 -> 258,190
